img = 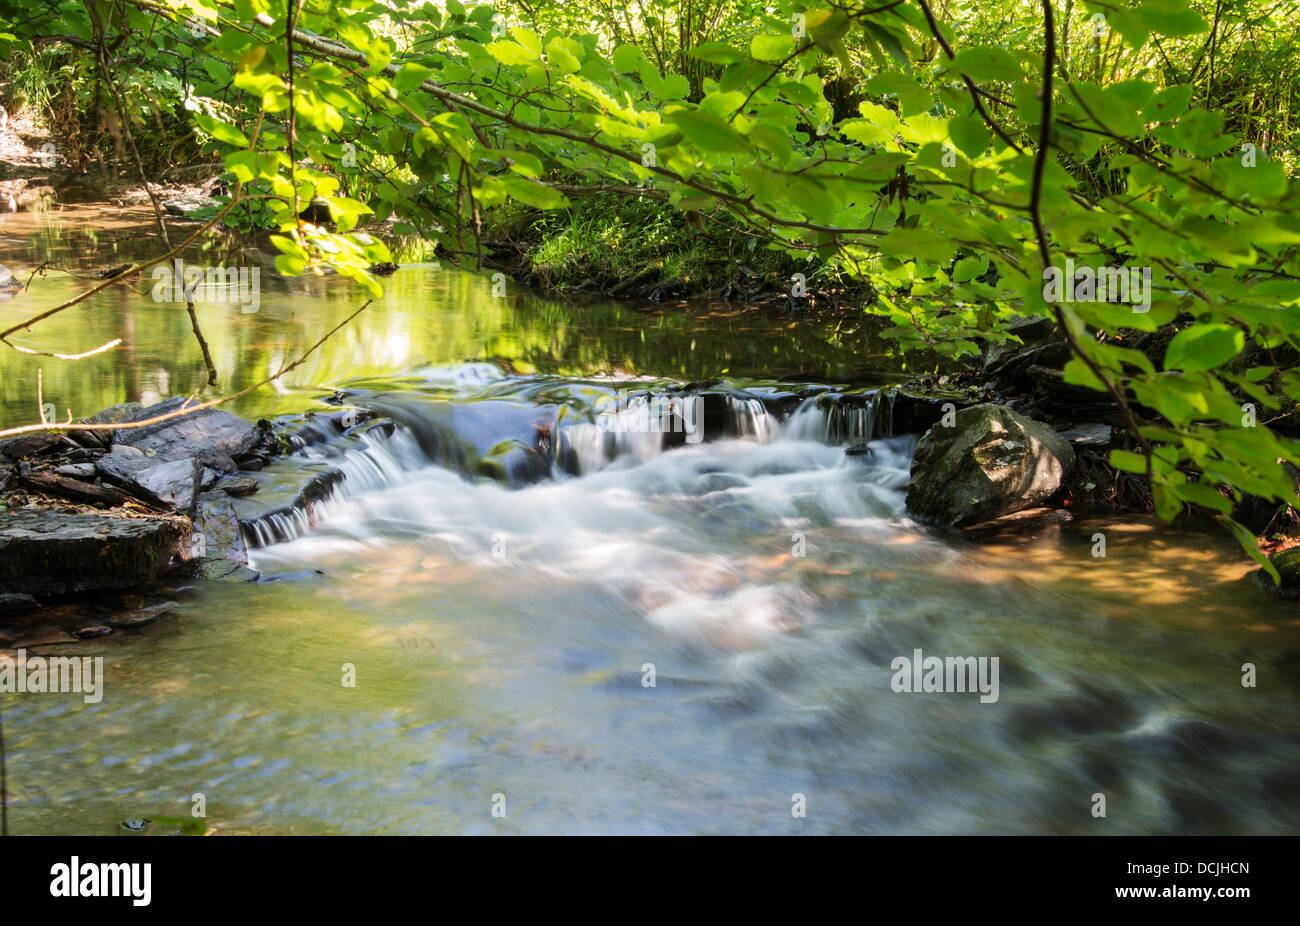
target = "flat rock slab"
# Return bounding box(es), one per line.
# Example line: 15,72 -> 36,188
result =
106,602 -> 179,628
96,453 -> 219,510
964,506 -> 1074,538
112,397 -> 259,470
0,509 -> 189,596
68,402 -> 143,449
1058,423 -> 1113,447
0,592 -> 41,617
0,432 -> 63,461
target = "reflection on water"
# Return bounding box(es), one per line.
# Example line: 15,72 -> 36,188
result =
0,206 -> 913,430
2,209 -> 1299,835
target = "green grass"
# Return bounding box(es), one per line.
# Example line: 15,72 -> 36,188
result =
494,193 -> 807,298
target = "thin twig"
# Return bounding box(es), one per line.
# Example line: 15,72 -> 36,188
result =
184,287 -> 219,386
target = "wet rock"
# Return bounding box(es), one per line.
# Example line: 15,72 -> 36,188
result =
980,315 -> 1058,366
0,592 -> 40,617
1255,547 -> 1300,599
10,627 -> 79,647
111,397 -> 259,470
64,447 -> 104,463
55,463 -> 97,479
886,389 -> 973,437
192,490 -> 250,579
217,475 -> 259,497
1058,423 -> 1112,448
135,459 -> 216,509
1267,547 -> 1300,588
0,432 -> 63,461
106,602 -> 178,628
906,404 -> 1076,527
964,506 -> 1073,538
0,510 -> 188,597
22,471 -> 133,508
161,194 -> 217,216
68,402 -> 143,449
74,624 -> 112,639
96,452 -> 220,510
232,467 -> 343,546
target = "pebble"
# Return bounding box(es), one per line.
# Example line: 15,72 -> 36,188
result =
55,463 -> 97,479
219,476 -> 260,497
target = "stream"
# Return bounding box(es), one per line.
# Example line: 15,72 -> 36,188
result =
2,208 -> 1299,835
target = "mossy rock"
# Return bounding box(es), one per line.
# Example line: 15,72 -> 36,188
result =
1267,547 -> 1300,589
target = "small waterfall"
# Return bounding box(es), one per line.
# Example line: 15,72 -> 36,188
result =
727,396 -> 780,443
243,381 -> 787,551
783,392 -> 891,444
554,392 -> 780,475
240,427 -> 427,547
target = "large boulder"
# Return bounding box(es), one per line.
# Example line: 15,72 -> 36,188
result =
906,404 -> 1076,526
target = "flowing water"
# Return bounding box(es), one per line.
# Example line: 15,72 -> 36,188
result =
2,208 -> 1299,835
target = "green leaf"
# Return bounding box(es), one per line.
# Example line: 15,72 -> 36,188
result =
689,42 -> 745,65
1110,449 -> 1148,474
394,63 -> 432,92
751,33 -> 796,63
1164,324 -> 1245,372
545,38 -> 583,74
948,114 -> 989,156
1220,516 -> 1278,584
499,176 -> 568,209
612,44 -> 643,73
667,109 -> 751,153
193,113 -> 249,148
948,45 -> 1022,83
486,41 -> 538,66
